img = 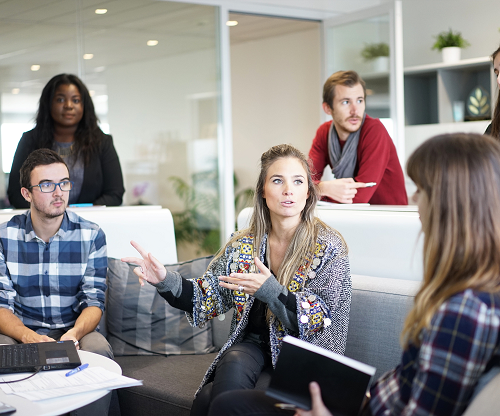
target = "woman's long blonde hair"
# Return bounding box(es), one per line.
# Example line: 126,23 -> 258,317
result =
402,133 -> 500,346
214,144 -> 342,314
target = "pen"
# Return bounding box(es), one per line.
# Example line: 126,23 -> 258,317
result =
66,363 -> 89,377
69,203 -> 93,207
365,182 -> 377,187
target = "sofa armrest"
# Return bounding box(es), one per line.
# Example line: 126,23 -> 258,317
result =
462,368 -> 500,416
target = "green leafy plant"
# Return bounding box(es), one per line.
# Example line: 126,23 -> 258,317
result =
361,42 -> 389,61
169,172 -> 220,255
169,171 -> 254,256
432,28 -> 470,51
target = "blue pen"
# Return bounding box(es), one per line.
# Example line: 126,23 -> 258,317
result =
69,203 -> 93,207
66,363 -> 89,377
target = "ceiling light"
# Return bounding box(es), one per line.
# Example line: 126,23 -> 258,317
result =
12,88 -> 20,94
89,90 -> 95,97
95,9 -> 107,14
83,54 -> 94,60
94,66 -> 106,73
226,20 -> 238,27
31,65 -> 40,71
147,40 -> 159,46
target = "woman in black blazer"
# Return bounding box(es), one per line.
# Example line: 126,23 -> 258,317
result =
8,73 -> 124,208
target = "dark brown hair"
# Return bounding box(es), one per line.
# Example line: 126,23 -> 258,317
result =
20,149 -> 67,189
402,133 -> 500,346
323,70 -> 366,109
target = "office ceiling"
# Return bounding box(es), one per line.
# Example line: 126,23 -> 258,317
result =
0,0 -> 384,95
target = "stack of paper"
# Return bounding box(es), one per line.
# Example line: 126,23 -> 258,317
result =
0,367 -> 142,401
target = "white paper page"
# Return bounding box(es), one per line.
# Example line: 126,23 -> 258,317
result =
0,367 -> 142,401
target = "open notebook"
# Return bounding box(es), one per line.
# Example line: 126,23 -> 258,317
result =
266,336 -> 376,416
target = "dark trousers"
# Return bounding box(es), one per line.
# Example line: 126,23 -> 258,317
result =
208,390 -> 293,416
190,341 -> 272,416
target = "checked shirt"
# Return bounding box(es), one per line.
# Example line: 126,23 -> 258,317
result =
0,210 -> 107,334
368,289 -> 500,416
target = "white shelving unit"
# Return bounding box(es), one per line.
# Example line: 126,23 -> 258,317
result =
362,71 -> 391,119
404,56 -> 496,126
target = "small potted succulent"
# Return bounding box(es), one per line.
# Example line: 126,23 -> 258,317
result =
432,28 -> 470,63
361,42 -> 390,72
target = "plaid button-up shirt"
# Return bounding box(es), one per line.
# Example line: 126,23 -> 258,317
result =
368,289 -> 500,416
0,210 -> 107,334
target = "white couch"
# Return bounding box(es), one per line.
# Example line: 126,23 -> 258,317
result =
237,205 -> 423,281
0,206 -> 493,415
0,205 -> 177,264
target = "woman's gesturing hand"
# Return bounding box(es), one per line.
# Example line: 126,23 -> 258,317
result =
121,240 -> 166,286
218,257 -> 271,296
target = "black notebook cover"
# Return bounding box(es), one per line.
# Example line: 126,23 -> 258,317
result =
266,336 -> 376,416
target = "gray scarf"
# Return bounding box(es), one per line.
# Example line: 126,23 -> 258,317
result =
328,114 -> 366,179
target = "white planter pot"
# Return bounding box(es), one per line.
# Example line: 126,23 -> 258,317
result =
373,56 -> 389,73
441,47 -> 461,63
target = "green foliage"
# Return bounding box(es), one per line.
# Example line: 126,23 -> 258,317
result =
169,172 -> 220,255
169,171 -> 254,256
361,42 -> 389,61
432,28 -> 470,51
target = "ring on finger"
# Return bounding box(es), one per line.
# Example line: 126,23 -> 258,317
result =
140,266 -> 144,273
238,285 -> 244,292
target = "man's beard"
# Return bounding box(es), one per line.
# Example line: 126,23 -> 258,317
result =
32,198 -> 66,219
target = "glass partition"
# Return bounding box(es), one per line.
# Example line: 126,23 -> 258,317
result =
323,2 -> 404,158
325,16 -> 391,125
0,0 -> 222,259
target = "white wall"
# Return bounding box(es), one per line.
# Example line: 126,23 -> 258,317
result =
230,28 -> 322,193
402,0 -> 500,67
105,48 -> 219,210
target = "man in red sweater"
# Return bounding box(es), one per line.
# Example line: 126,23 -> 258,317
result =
309,71 -> 407,205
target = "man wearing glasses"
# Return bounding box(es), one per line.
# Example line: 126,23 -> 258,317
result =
0,149 -> 112,413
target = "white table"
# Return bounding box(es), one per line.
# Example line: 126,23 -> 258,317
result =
0,350 -> 121,416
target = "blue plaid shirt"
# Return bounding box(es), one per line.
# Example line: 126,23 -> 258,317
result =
0,210 -> 107,334
368,289 -> 500,416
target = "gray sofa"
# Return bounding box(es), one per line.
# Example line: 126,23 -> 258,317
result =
110,273 -> 421,415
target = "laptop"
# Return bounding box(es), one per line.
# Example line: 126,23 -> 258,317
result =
266,336 -> 376,416
0,340 -> 81,373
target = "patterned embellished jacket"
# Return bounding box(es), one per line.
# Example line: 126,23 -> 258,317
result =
186,223 -> 352,396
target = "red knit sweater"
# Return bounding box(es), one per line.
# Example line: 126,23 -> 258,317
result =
308,116 -> 408,205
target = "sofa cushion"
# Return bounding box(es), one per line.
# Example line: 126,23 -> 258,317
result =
115,353 -> 217,416
346,274 -> 420,379
106,256 -> 215,356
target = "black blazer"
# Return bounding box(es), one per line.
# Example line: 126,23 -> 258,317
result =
7,129 -> 125,208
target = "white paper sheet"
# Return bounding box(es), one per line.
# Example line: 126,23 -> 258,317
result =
0,367 -> 142,401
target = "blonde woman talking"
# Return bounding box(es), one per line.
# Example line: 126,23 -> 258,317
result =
208,133 -> 500,416
122,144 -> 352,415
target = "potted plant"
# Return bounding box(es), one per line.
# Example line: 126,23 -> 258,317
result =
361,42 -> 389,72
432,28 -> 470,63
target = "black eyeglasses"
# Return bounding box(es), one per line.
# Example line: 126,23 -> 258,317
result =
28,181 -> 74,193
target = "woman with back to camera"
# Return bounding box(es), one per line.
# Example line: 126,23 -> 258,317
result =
7,73 -> 124,208
208,133 -> 500,416
122,144 -> 352,416
485,44 -> 500,138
